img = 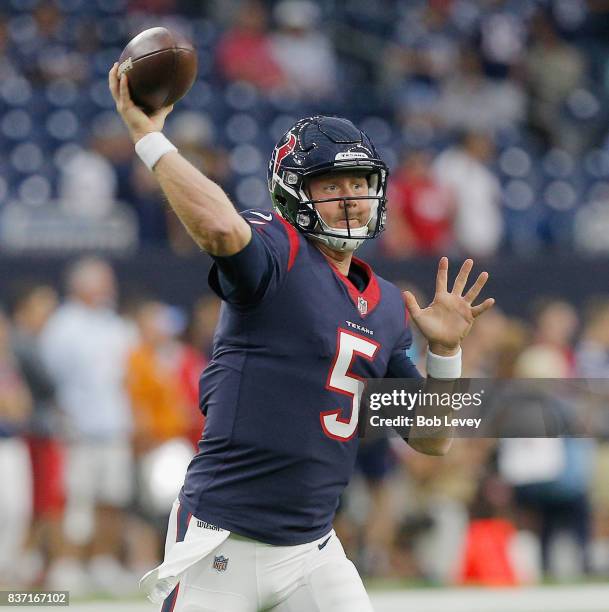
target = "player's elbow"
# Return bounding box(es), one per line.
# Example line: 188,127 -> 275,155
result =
408,437 -> 453,456
196,216 -> 251,256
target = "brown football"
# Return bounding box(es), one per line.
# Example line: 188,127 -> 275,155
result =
117,27 -> 197,114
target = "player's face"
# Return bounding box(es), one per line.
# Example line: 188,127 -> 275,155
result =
307,172 -> 371,229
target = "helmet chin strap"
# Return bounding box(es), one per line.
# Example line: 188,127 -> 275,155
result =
311,209 -> 374,252
309,232 -> 363,253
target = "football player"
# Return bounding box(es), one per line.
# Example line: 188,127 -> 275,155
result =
109,64 -> 494,612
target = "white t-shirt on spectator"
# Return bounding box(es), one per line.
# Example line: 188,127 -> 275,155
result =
433,148 -> 503,257
270,32 -> 337,100
40,301 -> 134,439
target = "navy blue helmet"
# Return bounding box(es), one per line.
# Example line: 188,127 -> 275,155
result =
268,116 -> 388,252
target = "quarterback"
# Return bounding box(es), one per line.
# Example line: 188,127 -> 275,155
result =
109,64 -> 493,612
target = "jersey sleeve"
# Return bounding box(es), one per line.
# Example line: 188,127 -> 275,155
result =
386,319 -> 423,379
208,210 -> 300,306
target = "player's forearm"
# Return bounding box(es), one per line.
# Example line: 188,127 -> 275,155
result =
152,151 -> 251,256
407,375 -> 455,456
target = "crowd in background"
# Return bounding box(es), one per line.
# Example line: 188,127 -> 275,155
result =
3,0 -> 609,254
1,257 -> 609,596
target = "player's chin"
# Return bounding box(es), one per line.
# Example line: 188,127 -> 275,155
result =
334,219 -> 365,229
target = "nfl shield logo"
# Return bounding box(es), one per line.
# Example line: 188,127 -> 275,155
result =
213,555 -> 229,572
357,296 -> 368,316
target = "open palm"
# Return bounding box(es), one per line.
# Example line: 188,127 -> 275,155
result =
404,258 -> 494,354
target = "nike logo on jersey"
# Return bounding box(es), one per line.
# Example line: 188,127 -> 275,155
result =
249,211 -> 273,222
318,535 -> 332,550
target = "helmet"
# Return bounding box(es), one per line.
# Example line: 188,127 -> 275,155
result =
268,116 -> 388,252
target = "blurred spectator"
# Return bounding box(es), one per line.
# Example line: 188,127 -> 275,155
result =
474,5 -> 526,80
0,13 -> 19,80
433,131 -> 503,257
128,0 -> 179,13
40,258 -> 135,596
168,112 -> 230,185
125,300 -> 199,573
0,309 -> 32,587
494,317 -> 531,379
59,152 -> 117,220
525,11 -> 587,150
531,299 -> 579,373
458,470 -> 519,586
271,0 -> 338,101
461,307 -> 509,377
499,347 -> 595,578
176,300 -> 212,446
576,298 -> 609,377
436,45 -> 525,132
215,0 -> 287,92
384,150 -> 455,257
8,282 -> 62,586
127,300 -> 193,453
17,4 -> 89,85
58,114 -> 134,221
129,163 -> 169,248
383,0 -> 459,89
392,439 -> 489,582
574,189 -> 609,254
355,438 -> 400,578
335,436 -> 400,579
88,113 -> 136,203
576,301 -> 609,575
184,294 -> 221,366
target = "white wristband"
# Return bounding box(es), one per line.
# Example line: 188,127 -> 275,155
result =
426,347 -> 462,380
135,132 -> 177,171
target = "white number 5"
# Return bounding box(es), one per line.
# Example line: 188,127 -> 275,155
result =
321,329 -> 380,441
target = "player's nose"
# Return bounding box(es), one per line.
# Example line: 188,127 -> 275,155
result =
338,196 -> 357,208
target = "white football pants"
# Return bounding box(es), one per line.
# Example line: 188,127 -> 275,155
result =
151,500 -> 374,612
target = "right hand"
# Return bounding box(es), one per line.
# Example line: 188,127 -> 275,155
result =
108,62 -> 174,144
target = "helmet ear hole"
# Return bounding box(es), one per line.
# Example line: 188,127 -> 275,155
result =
296,210 -> 316,230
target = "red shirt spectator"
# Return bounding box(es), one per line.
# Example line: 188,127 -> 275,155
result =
384,151 -> 455,256
176,344 -> 206,448
216,0 -> 286,91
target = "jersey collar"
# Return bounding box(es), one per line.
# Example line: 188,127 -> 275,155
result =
324,254 -> 381,318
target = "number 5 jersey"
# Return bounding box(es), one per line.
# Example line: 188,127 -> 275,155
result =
179,210 -> 421,545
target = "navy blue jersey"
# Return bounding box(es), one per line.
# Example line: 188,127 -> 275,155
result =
179,210 -> 421,545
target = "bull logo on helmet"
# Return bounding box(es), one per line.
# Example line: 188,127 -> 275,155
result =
273,132 -> 297,176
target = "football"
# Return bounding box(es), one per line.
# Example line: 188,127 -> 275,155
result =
117,27 -> 197,114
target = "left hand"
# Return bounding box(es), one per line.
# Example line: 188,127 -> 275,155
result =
403,257 -> 494,356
